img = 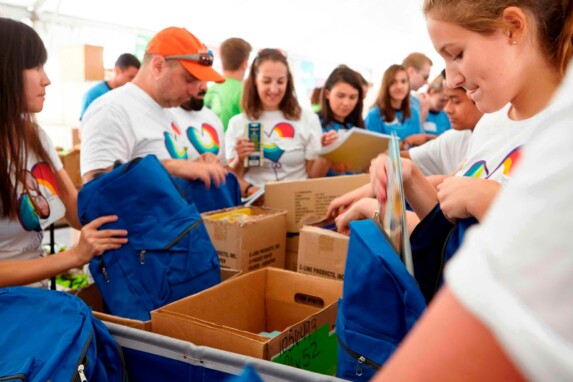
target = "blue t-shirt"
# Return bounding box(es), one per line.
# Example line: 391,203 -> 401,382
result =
423,110 -> 451,135
80,81 -> 111,120
364,106 -> 423,140
320,117 -> 354,133
319,115 -> 360,177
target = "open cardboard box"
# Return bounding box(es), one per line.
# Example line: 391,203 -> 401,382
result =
151,267 -> 343,375
202,206 -> 287,272
74,268 -> 242,331
298,226 -> 349,281
264,174 -> 370,233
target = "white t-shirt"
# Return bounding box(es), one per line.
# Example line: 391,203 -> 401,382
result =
409,129 -> 472,176
455,103 -> 554,184
446,69 -> 573,381
170,106 -> 227,165
81,83 -> 189,176
0,127 -> 64,288
226,109 -> 322,186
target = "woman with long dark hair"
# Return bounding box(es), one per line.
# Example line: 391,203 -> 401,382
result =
0,18 -> 127,288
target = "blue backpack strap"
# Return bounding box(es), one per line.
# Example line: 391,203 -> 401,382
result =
410,204 -> 479,303
410,203 -> 454,303
445,216 -> 479,262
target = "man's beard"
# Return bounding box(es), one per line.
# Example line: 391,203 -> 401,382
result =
181,93 -> 205,112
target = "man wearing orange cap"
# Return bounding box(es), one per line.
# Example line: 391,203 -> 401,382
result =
80,27 -> 227,188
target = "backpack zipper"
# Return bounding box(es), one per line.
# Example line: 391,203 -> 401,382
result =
337,335 -> 382,375
139,219 -> 203,264
71,330 -> 93,382
77,364 -> 88,382
98,257 -> 109,283
0,375 -> 25,381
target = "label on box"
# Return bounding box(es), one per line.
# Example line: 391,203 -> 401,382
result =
244,122 -> 264,167
270,323 -> 337,375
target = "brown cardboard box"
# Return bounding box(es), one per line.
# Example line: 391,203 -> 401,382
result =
285,234 -> 300,272
298,226 -> 349,281
73,268 -> 241,332
152,268 -> 342,375
58,45 -> 104,82
73,284 -> 151,331
202,206 -> 287,272
58,150 -> 82,189
264,174 -> 370,233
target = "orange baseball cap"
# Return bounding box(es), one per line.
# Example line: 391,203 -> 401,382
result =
146,27 -> 225,83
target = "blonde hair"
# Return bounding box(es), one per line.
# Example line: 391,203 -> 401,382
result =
423,0 -> 573,76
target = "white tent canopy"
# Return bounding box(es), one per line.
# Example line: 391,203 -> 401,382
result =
0,0 -> 445,146
1,0 -> 442,78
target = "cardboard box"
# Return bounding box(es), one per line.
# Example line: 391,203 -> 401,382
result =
73,284 -> 151,331
73,268 -> 241,332
265,174 -> 370,233
202,206 -> 287,272
58,150 -> 82,189
152,268 -> 342,375
298,226 -> 349,281
285,234 -> 300,272
58,44 -> 104,82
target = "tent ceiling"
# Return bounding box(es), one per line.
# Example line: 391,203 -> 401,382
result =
1,0 -> 443,77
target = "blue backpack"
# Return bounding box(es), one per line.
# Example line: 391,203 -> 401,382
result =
336,219 -> 426,381
0,287 -> 125,381
410,204 -> 478,303
78,155 -> 221,321
175,172 -> 242,214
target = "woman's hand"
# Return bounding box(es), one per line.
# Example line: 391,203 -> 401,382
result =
326,183 -> 374,219
335,198 -> 378,235
437,177 -> 501,221
71,215 -> 128,266
321,130 -> 339,146
234,137 -> 255,163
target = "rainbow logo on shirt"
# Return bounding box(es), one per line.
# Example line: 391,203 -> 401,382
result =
164,122 -> 188,159
463,160 -> 487,178
497,147 -> 522,176
263,122 -> 295,163
462,146 -> 523,179
186,123 -> 220,155
18,162 -> 59,232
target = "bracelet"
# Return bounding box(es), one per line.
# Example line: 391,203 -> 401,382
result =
244,184 -> 254,197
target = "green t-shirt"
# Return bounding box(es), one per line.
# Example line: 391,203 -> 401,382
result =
204,78 -> 243,132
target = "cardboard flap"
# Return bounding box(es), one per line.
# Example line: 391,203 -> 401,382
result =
157,269 -> 268,332
265,174 -> 370,233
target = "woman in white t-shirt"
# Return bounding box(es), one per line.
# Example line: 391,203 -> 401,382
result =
0,19 -> 128,288
226,49 -> 328,197
371,0 -> 573,380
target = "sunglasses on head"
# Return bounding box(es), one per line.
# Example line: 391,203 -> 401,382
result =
415,68 -> 430,81
257,48 -> 287,58
165,52 -> 213,66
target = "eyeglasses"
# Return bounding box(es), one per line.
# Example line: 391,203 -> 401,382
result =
257,48 -> 287,58
165,52 -> 213,66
